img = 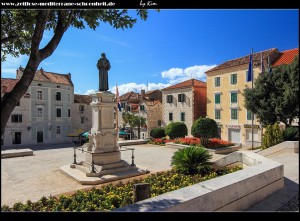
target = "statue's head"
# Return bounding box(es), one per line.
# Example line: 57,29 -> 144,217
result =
101,53 -> 106,57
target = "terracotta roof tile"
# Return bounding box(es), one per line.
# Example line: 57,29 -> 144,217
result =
161,79 -> 206,91
19,67 -> 73,86
206,48 -> 280,73
272,48 -> 299,67
119,91 -> 141,102
74,94 -> 92,104
1,78 -> 19,93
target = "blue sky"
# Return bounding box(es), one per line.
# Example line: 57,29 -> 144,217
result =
1,9 -> 299,95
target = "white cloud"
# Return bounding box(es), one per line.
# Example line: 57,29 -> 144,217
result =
110,82 -> 170,96
1,54 -> 27,77
84,89 -> 96,95
161,64 -> 216,84
161,68 -> 183,79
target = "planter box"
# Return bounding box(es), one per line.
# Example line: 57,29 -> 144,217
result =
165,142 -> 241,154
115,151 -> 284,212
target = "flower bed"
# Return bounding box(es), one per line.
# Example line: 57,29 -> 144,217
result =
1,167 -> 241,212
149,137 -> 234,149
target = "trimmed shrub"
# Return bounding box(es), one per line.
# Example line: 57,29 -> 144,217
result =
191,117 -> 219,139
283,126 -> 299,141
165,122 -> 187,139
171,146 -> 212,175
262,123 -> 284,149
150,127 -> 165,138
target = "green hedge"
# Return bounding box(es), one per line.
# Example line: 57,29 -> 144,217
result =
191,117 -> 219,139
150,127 -> 166,138
165,122 -> 187,139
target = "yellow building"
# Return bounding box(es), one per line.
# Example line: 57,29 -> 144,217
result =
205,48 -> 298,146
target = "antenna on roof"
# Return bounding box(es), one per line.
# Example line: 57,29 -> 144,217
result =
146,81 -> 149,92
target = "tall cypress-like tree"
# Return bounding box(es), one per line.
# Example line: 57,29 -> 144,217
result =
244,55 -> 299,127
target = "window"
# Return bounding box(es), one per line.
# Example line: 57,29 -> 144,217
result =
56,108 -> 61,118
247,110 -> 252,120
121,103 -> 125,108
37,90 -> 42,100
57,85 -> 61,88
38,83 -> 42,86
79,105 -> 84,112
231,109 -> 238,120
16,101 -> 20,106
56,126 -> 61,135
56,92 -> 61,101
215,77 -> 220,87
215,94 -> 220,104
127,106 -> 131,112
157,120 -> 161,126
180,112 -> 185,121
231,92 -> 237,103
37,108 -> 43,118
169,113 -> 173,121
11,114 -> 22,123
215,110 -> 221,119
178,94 -> 185,102
81,117 -> 85,124
231,73 -> 237,84
68,94 -> 70,102
68,108 -> 71,118
140,105 -> 145,111
166,95 -> 173,103
150,97 -> 154,101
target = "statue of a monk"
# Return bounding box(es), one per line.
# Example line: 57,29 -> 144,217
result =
96,53 -> 111,91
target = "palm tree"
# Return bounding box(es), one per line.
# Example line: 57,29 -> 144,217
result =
171,146 -> 212,175
122,112 -> 131,128
134,116 -> 147,139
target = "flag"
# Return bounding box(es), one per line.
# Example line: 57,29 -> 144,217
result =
261,53 -> 265,73
267,55 -> 272,74
247,51 -> 253,82
116,85 -> 121,112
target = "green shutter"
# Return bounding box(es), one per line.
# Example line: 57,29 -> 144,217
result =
215,94 -> 220,104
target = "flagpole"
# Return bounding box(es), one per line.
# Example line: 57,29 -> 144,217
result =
251,49 -> 254,150
116,84 -> 119,143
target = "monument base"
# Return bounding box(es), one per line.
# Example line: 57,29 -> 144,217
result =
85,151 -> 121,165
60,163 -> 148,185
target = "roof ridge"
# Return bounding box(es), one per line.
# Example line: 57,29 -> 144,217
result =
224,48 -> 277,62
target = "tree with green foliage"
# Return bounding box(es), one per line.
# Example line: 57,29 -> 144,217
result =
171,146 -> 212,175
1,9 -> 153,137
133,115 -> 146,139
165,122 -> 187,139
262,123 -> 284,149
150,127 -> 165,138
244,55 -> 299,127
191,117 -> 219,147
283,126 -> 299,141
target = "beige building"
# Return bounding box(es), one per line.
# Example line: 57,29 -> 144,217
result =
1,67 -> 74,146
161,79 -> 207,136
205,48 -> 299,145
118,89 -> 162,139
72,94 -> 92,133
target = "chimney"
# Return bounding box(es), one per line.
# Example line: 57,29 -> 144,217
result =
68,73 -> 71,80
16,66 -> 23,79
141,89 -> 145,100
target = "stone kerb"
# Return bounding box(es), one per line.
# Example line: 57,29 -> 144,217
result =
115,151 -> 284,212
165,142 -> 241,154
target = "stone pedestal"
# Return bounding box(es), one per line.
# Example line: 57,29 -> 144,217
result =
60,91 -> 148,184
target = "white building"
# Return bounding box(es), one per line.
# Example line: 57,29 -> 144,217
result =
1,67 -> 74,146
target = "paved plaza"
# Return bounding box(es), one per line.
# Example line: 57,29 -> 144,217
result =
1,142 -> 298,211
